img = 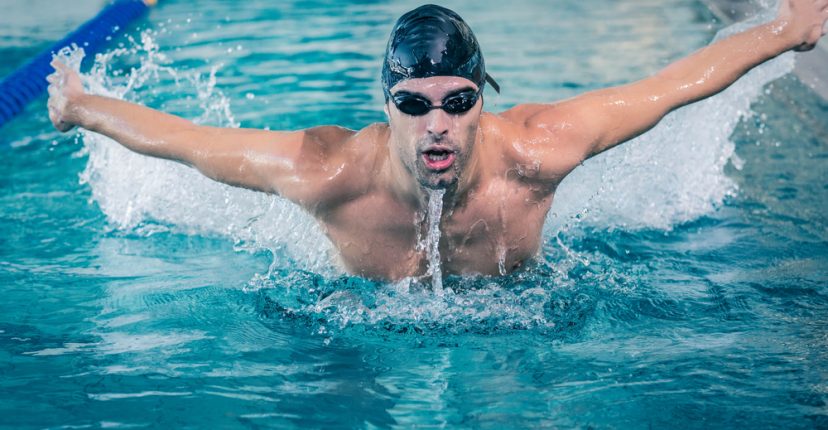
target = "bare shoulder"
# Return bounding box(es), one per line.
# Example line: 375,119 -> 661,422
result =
337,122 -> 388,171
483,103 -> 590,183
348,122 -> 389,147
297,123 -> 381,164
299,124 -> 357,156
346,122 -> 391,186
304,124 -> 357,143
497,101 -> 591,140
291,122 -> 388,213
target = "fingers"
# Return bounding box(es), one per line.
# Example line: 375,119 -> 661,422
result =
47,100 -> 66,132
50,58 -> 69,72
46,61 -> 67,85
45,71 -> 66,99
46,72 -> 61,86
46,59 -> 78,133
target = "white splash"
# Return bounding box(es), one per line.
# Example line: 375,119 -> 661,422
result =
425,189 -> 446,295
56,33 -> 337,275
546,6 -> 794,233
65,7 -> 795,276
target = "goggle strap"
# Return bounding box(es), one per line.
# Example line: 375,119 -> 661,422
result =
485,73 -> 500,94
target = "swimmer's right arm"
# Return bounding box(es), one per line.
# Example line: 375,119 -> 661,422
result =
47,60 -> 358,209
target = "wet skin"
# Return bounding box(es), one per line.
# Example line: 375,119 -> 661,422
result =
47,0 -> 828,280
316,78 -> 594,279
319,79 -> 564,278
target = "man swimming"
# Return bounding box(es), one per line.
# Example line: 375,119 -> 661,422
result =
47,1 -> 827,280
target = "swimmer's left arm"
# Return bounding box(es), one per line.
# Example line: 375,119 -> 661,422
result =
510,0 -> 826,176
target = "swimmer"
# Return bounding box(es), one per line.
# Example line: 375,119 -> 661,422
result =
47,1 -> 828,280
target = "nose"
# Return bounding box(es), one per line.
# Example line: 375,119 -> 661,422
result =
426,108 -> 451,138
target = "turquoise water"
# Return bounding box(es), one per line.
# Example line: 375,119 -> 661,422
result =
2,0 -> 828,428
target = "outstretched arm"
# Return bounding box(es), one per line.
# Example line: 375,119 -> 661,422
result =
47,60 -> 358,210
505,0 -> 827,180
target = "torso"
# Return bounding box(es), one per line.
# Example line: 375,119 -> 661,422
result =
321,174 -> 553,279
316,114 -> 560,280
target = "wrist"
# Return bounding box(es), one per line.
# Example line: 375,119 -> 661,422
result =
767,18 -> 805,51
65,94 -> 96,130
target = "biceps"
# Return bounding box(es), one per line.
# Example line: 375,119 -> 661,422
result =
191,149 -> 277,193
584,78 -> 678,155
185,127 -> 305,194
514,77 -> 682,168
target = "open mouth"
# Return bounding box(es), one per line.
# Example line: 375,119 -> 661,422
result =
422,149 -> 456,171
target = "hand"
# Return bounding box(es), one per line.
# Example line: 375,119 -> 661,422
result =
776,0 -> 828,51
46,59 -> 86,132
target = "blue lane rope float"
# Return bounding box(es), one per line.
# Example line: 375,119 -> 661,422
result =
0,0 -> 156,129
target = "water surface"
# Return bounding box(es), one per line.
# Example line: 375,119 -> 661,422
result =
1,0 -> 827,428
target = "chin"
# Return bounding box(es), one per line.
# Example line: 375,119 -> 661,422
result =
418,174 -> 457,190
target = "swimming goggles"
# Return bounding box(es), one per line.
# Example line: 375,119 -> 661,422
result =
391,88 -> 482,116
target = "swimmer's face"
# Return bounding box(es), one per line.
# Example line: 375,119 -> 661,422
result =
385,76 -> 483,190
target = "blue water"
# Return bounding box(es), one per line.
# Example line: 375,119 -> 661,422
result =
2,0 -> 828,428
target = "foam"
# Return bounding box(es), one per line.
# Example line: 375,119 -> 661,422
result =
547,7 -> 793,233
57,37 -> 337,275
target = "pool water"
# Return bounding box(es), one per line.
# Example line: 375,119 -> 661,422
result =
2,0 -> 828,428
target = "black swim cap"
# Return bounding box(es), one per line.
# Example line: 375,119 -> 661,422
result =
381,4 -> 499,99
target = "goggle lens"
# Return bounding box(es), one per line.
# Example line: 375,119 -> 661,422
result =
392,90 -> 480,116
395,97 -> 432,115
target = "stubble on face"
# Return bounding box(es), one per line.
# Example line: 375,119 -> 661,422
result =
411,123 -> 476,190
386,77 -> 483,193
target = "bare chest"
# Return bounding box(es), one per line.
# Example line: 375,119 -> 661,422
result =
321,181 -> 553,279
